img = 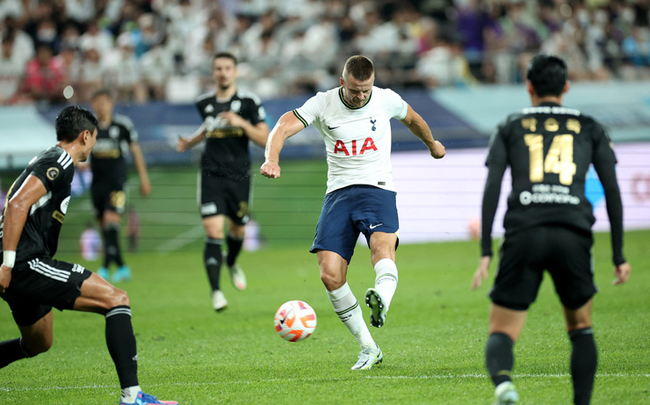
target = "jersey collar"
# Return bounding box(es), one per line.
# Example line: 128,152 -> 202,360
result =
537,101 -> 561,107
338,87 -> 372,110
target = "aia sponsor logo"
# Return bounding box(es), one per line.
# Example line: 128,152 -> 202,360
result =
333,138 -> 377,156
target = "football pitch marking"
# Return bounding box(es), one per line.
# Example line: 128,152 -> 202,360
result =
2,373 -> 649,392
156,225 -> 205,254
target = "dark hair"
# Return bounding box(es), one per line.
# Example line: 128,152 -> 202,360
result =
343,55 -> 374,81
214,51 -> 237,65
90,87 -> 113,101
55,106 -> 98,142
526,53 -> 567,97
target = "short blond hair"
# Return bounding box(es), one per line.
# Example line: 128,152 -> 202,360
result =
342,55 -> 374,81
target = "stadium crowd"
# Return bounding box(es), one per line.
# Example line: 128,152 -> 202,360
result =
1,0 -> 649,105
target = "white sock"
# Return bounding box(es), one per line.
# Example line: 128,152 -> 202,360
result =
374,258 -> 398,309
327,282 -> 375,349
120,386 -> 141,404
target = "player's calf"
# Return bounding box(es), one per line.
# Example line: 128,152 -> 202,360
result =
0,337 -> 40,368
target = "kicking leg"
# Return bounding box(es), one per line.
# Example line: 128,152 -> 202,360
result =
318,250 -> 382,370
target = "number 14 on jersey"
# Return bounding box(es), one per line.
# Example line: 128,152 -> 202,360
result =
524,134 -> 576,185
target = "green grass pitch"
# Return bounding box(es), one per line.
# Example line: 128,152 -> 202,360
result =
1,160 -> 648,404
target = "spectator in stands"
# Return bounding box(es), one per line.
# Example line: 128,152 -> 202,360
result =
140,39 -> 175,101
79,19 -> 114,56
621,26 -> 650,80
186,35 -> 217,93
0,35 -> 25,105
0,0 -> 23,21
22,43 -> 65,104
104,32 -> 146,103
78,47 -> 105,103
59,23 -> 82,52
416,33 -> 478,88
54,44 -> 82,102
65,0 -> 95,26
132,13 -> 164,58
1,16 -> 34,67
33,19 -> 58,51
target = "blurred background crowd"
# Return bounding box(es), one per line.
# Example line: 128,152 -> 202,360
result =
1,0 -> 649,105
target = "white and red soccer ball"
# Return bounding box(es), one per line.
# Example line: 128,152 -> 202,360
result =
274,300 -> 317,342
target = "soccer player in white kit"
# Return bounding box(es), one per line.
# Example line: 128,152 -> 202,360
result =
261,55 -> 446,370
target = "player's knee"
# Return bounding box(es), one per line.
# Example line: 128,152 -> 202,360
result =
567,319 -> 592,332
320,271 -> 344,290
205,229 -> 224,239
370,242 -> 395,262
106,287 -> 130,308
23,335 -> 53,356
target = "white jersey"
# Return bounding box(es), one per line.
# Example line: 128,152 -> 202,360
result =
294,86 -> 408,193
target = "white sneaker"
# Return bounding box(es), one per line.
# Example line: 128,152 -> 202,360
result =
494,381 -> 519,405
212,290 -> 228,312
228,263 -> 247,291
365,288 -> 387,328
351,344 -> 383,370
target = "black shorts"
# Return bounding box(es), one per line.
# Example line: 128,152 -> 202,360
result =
198,171 -> 250,225
489,225 -> 597,311
91,183 -> 126,218
0,257 -> 92,326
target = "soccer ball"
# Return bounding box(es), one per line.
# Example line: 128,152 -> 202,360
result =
274,300 -> 317,342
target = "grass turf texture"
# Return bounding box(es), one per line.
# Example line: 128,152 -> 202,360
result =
1,161 -> 648,404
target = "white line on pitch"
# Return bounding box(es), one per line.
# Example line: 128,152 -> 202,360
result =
2,373 -> 649,392
156,225 -> 205,254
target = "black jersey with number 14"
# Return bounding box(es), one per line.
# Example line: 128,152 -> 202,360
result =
1,146 -> 75,264
196,90 -> 266,179
486,102 -> 617,236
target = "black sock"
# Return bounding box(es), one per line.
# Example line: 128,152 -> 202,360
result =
105,306 -> 138,388
204,238 -> 223,291
226,234 -> 244,267
104,224 -> 125,268
486,332 -> 514,386
570,327 -> 597,405
0,338 -> 35,368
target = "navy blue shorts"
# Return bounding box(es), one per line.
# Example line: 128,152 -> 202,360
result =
310,185 -> 399,263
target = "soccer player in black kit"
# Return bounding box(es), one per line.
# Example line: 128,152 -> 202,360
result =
471,54 -> 632,405
0,106 -> 177,405
177,52 -> 269,311
90,89 -> 151,282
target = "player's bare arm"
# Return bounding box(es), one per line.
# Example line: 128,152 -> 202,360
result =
472,256 -> 492,290
176,123 -> 207,152
260,111 -> 306,179
613,262 -> 631,285
129,142 -> 151,197
400,105 -> 446,159
218,111 -> 270,147
0,175 -> 47,293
